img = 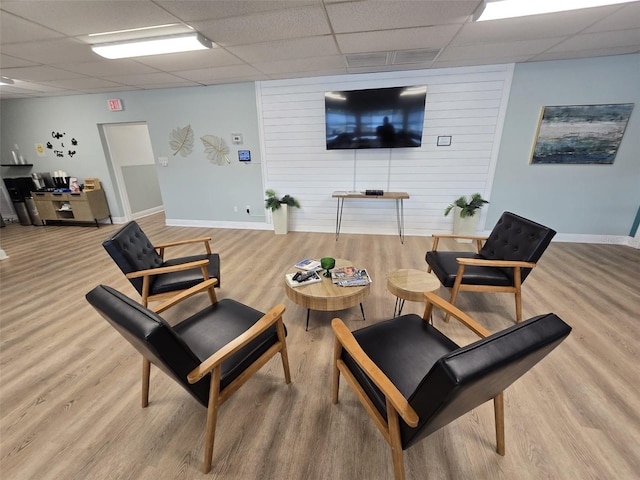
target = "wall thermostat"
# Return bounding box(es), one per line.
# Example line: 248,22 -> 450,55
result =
238,150 -> 251,162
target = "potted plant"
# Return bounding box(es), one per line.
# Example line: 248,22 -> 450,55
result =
444,193 -> 489,242
265,189 -> 300,234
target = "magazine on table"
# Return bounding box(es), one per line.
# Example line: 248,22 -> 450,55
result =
331,266 -> 372,286
294,258 -> 322,271
285,270 -> 322,288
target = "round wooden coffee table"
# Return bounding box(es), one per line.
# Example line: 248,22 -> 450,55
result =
387,269 -> 441,316
285,258 -> 370,330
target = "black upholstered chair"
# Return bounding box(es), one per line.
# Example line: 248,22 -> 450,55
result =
86,280 -> 291,473
426,211 -> 556,323
332,292 -> 571,480
103,220 -> 221,306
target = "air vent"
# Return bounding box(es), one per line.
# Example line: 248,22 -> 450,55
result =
346,53 -> 389,67
392,49 -> 440,65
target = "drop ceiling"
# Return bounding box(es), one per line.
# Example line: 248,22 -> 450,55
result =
0,0 -> 638,99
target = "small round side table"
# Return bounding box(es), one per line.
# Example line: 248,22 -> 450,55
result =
387,269 -> 441,317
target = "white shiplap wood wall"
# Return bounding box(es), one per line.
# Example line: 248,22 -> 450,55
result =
257,63 -> 514,236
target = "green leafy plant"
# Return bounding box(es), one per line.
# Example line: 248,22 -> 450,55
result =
444,193 -> 489,218
265,189 -> 301,211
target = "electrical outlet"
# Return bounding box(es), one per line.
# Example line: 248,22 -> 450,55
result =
246,205 -> 251,214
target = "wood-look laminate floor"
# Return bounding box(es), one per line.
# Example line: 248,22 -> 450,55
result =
1,213 -> 639,480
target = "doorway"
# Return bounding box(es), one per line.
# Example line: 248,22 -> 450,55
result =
100,123 -> 163,221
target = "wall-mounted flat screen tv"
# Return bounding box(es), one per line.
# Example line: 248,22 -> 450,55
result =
325,85 -> 427,150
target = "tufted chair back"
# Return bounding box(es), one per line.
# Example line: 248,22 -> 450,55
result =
103,221 -> 164,295
479,212 -> 556,283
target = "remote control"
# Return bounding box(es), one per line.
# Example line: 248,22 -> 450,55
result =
297,270 -> 317,282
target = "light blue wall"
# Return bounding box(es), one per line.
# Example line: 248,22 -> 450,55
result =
1,82 -> 264,222
487,54 -> 640,236
2,54 -> 639,237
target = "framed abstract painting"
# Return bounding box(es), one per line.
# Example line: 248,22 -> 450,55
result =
530,103 -> 634,164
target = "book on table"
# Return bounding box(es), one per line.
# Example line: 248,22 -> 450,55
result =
331,266 -> 372,286
285,271 -> 322,288
294,258 -> 321,271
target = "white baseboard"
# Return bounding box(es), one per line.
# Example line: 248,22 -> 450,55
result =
165,218 -> 272,230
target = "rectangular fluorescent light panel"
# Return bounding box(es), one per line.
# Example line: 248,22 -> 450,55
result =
92,32 -> 212,59
475,0 -> 637,21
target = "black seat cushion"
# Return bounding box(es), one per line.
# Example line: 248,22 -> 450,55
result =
341,312 -> 571,451
174,298 -> 282,392
341,315 -> 459,420
152,253 -> 221,294
86,285 -> 281,407
426,251 -> 512,288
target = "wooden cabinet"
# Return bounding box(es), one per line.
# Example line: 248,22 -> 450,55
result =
31,190 -> 111,227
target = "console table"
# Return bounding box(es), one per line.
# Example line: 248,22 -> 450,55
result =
31,190 -> 112,227
332,191 -> 409,243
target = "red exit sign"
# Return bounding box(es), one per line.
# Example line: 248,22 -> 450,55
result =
107,98 -> 123,111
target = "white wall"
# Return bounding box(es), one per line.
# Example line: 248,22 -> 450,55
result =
257,64 -> 514,236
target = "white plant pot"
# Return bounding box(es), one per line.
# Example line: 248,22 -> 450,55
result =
272,204 -> 288,235
452,206 -> 479,243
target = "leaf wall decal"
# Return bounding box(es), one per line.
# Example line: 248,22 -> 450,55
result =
169,124 -> 194,157
201,135 -> 230,165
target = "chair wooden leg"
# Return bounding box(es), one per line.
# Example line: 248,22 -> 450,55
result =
276,319 -> 291,384
514,267 -> 523,323
494,392 -> 505,456
141,357 -> 150,408
332,336 -> 342,404
387,399 -> 405,480
446,264 -> 465,323
203,367 -> 222,474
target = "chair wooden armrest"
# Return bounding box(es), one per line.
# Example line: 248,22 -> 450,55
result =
455,258 -> 537,269
187,304 -> 287,383
423,292 -> 490,338
431,234 -> 487,253
154,237 -> 212,256
125,259 -> 210,279
152,278 -> 219,314
331,318 -> 419,427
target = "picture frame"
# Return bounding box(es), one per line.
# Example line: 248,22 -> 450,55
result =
530,103 -> 633,164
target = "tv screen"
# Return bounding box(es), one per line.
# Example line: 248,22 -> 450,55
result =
325,86 -> 426,150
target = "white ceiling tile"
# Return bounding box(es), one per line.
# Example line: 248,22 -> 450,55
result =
0,0 -> 637,99
326,0 -> 477,33
531,47 -> 640,62
438,38 -> 563,62
174,64 -> 266,82
451,7 -> 621,46
3,65 -> 86,82
227,36 -> 338,63
1,39 -> 99,64
53,60 -> 159,77
0,11 -> 64,44
336,25 -> 461,54
130,49 -> 244,72
41,77 -> 126,90
583,3 -> 640,33
546,29 -> 640,52
102,72 -> 193,86
0,0 -> 178,36
192,6 -> 331,46
156,0 -> 320,22
253,55 -> 346,74
0,54 -> 37,69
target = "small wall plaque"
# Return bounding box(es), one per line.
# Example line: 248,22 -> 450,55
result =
437,136 -> 452,146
